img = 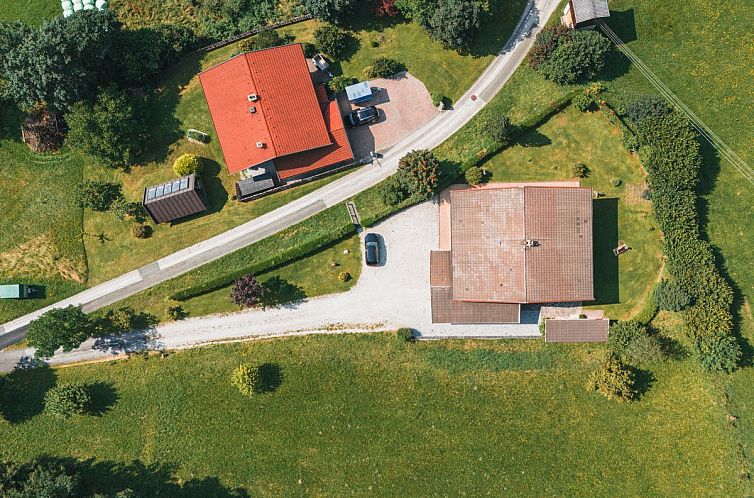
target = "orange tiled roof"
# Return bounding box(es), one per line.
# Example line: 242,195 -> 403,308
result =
199,44 -> 332,175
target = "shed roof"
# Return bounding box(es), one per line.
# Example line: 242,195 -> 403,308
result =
450,186 -> 593,303
545,318 -> 609,342
345,81 -> 371,102
0,285 -> 23,299
199,44 -> 332,175
571,0 -> 610,24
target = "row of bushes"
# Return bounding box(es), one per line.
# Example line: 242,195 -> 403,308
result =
632,101 -> 740,372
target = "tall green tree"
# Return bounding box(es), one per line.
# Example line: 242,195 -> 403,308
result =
426,0 -> 482,50
539,30 -> 612,84
301,0 -> 357,24
26,306 -> 92,359
65,87 -> 145,168
2,10 -> 120,112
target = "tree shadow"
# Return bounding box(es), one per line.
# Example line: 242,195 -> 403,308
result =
516,130 -> 552,148
257,363 -> 282,394
21,456 -> 250,497
0,365 -> 57,423
260,276 -> 307,308
87,381 -> 119,417
632,366 -> 656,400
606,9 -> 637,43
590,198 -> 620,305
342,1 -> 407,33
142,52 -> 203,165
655,333 -> 689,361
0,103 -> 25,142
468,0 -> 540,57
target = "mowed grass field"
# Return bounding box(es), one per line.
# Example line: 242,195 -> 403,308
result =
600,1 -> 754,487
0,0 -> 58,24
481,107 -> 661,319
0,333 -> 743,496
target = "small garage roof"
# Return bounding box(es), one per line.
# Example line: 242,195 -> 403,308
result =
345,81 -> 372,103
545,318 -> 609,342
0,285 -> 23,299
571,0 -> 610,24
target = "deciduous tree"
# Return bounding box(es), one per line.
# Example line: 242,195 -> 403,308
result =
27,306 -> 92,359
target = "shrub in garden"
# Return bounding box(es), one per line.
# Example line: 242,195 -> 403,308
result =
539,30 -> 612,84
379,176 -> 409,205
626,96 -> 672,124
77,180 -> 123,212
241,29 -> 284,51
464,166 -> 484,186
607,320 -> 647,358
395,149 -> 440,200
338,271 -> 351,282
314,24 -> 350,59
173,153 -> 203,177
586,355 -> 637,402
527,24 -> 572,70
584,82 -> 606,97
637,113 -> 701,194
167,305 -> 187,321
431,91 -> 447,108
425,0 -> 482,50
364,57 -> 405,78
570,162 -> 589,178
302,42 -> 318,58
230,274 -> 264,308
396,328 -> 414,342
572,94 -> 594,112
694,334 -> 740,373
131,223 -> 152,239
231,363 -> 262,397
611,178 -> 622,186
327,75 -> 358,93
110,197 -> 146,222
374,0 -> 398,16
44,383 -> 91,419
302,0 -> 357,23
623,334 -> 665,365
621,133 -> 639,153
653,279 -> 691,312
484,114 -> 515,145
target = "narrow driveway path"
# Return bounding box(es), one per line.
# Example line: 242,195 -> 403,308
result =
0,201 -> 540,372
0,0 -> 559,347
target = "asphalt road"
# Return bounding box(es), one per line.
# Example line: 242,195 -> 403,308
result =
0,0 -> 558,353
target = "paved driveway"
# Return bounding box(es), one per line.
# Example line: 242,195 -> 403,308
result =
345,71 -> 440,160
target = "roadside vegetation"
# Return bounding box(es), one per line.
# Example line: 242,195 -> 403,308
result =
0,333 -> 743,496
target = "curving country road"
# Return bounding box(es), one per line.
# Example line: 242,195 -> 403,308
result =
0,0 -> 559,351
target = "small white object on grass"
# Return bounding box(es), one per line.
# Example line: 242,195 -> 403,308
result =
343,249 -> 350,254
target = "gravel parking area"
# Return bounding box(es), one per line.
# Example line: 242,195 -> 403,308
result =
345,71 -> 440,160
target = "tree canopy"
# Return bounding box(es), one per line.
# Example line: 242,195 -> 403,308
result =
26,306 -> 92,359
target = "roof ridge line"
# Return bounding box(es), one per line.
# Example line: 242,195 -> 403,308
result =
245,53 -> 278,159
522,186 -> 529,303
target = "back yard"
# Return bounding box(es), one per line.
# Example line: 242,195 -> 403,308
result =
481,106 -> 661,319
0,333 -> 742,496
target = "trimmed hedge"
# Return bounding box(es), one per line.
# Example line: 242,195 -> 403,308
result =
633,106 -> 739,371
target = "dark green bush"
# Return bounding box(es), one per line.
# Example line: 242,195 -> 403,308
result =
77,180 -> 123,212
424,0 -> 482,50
44,383 -> 91,419
586,355 -> 637,402
327,75 -> 358,93
623,333 -> 665,365
653,279 -> 692,312
539,30 -> 612,84
464,166 -> 484,186
131,223 -> 152,239
395,149 -> 440,200
364,57 -> 405,78
240,29 -> 284,51
302,0 -> 357,23
572,94 -> 594,112
607,320 -> 647,357
626,96 -> 672,124
527,24 -> 572,70
694,334 -> 740,373
379,176 -> 409,205
302,41 -> 317,58
570,162 -> 589,178
314,24 -> 350,59
396,328 -> 414,342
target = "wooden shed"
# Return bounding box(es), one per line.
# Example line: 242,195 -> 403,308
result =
561,0 -> 610,29
143,173 -> 207,224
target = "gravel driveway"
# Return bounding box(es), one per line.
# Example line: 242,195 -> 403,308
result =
0,201 -> 543,371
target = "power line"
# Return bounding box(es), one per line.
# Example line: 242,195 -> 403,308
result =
599,23 -> 754,186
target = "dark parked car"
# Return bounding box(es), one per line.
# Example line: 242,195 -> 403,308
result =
364,233 -> 380,266
346,106 -> 379,127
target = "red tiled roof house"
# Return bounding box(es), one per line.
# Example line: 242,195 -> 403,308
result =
198,44 -> 353,197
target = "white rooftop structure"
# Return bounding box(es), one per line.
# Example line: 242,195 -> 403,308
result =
345,81 -> 372,104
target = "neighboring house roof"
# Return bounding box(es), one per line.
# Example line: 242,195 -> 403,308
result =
199,44 -> 333,175
545,318 -> 609,342
571,0 -> 610,24
449,185 -> 593,303
142,173 -> 206,224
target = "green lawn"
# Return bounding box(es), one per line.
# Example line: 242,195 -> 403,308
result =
0,106 -> 87,322
585,1 -> 754,490
0,0 -> 58,24
0,333 -> 742,495
480,107 -> 661,319
158,235 -> 361,319
279,0 -> 527,101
